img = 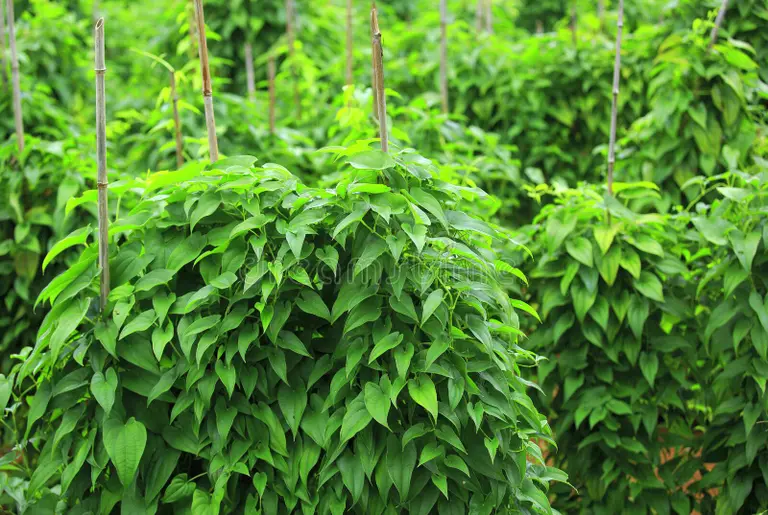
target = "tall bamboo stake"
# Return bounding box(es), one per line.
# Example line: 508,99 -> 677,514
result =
170,71 -> 184,168
95,19 -> 110,310
7,0 -> 23,153
371,6 -> 387,152
285,0 -> 301,120
439,0 -> 448,114
570,4 -> 577,45
606,0 -> 623,196
268,53 -> 276,135
536,20 -> 543,35
245,42 -> 256,103
0,2 -> 7,89
597,0 -> 605,31
345,0 -> 353,86
484,0 -> 493,34
475,0 -> 483,33
187,0 -> 197,58
193,0 -> 219,162
370,1 -> 379,121
708,0 -> 729,50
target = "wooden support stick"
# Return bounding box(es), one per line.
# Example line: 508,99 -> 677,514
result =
371,6 -> 387,152
7,0 -> 23,153
0,1 -> 7,89
708,0 -> 729,50
193,0 -> 219,162
475,0 -> 483,32
170,71 -> 184,168
285,0 -> 301,120
95,19 -> 110,310
484,0 -> 493,34
245,42 -> 256,103
597,0 -> 605,31
606,0 -> 624,196
268,53 -> 276,135
439,0 -> 448,114
345,0 -> 353,86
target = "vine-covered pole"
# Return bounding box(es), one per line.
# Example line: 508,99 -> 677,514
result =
439,0 -> 448,114
371,5 -> 387,151
708,0 -> 729,50
245,42 -> 256,103
193,0 -> 219,162
606,0 -> 624,196
95,19 -> 110,310
7,0 -> 23,153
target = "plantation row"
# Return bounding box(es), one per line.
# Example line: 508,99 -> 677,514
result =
0,0 -> 767,514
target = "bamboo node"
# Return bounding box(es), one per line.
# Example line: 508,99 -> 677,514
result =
97,182 -> 109,189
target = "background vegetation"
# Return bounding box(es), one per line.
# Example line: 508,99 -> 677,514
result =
0,0 -> 766,513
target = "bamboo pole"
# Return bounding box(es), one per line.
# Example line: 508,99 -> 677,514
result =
268,53 -> 276,135
345,0 -> 353,86
170,71 -> 184,168
371,6 -> 387,152
7,0 -> 23,153
245,42 -> 256,103
475,0 -> 482,33
439,0 -> 448,114
484,0 -> 493,34
370,1 -> 379,121
536,20 -> 543,35
193,0 -> 219,162
95,19 -> 110,310
0,1 -> 7,89
187,0 -> 197,58
597,0 -> 605,31
570,3 -> 577,46
606,0 -> 623,196
285,0 -> 301,120
708,0 -> 729,50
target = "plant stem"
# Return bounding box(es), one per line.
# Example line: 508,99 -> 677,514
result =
170,71 -> 184,168
244,41 -> 256,103
597,0 -> 605,31
7,0 -> 23,153
371,5 -> 387,152
345,0 -> 353,86
193,0 -> 219,162
607,0 -> 624,196
94,18 -> 110,311
268,53 -> 276,135
0,1 -> 7,89
285,0 -> 301,121
708,0 -> 729,50
439,0 -> 448,115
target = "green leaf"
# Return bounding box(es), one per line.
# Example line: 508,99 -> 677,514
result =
135,269 -> 175,292
597,245 -> 621,286
163,474 -> 196,503
369,332 -> 404,364
408,374 -> 438,421
338,451 -> 365,504
209,272 -> 237,289
421,289 -> 444,325
571,280 -> 597,322
215,360 -> 237,397
565,237 -> 593,267
104,418 -> 147,486
729,230 -> 761,272
120,310 -> 157,340
387,435 -> 417,501
277,382 -> 307,438
346,150 -> 396,170
42,226 -> 92,272
364,382 -> 391,429
152,322 -> 174,361
340,392 -> 372,444
628,234 -> 664,257
632,271 -> 664,303
639,352 -> 659,388
749,291 -> 768,333
419,442 -> 444,466
91,369 -> 117,415
402,223 -> 427,253
355,238 -> 388,276
593,224 -> 620,255
425,336 -> 450,370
